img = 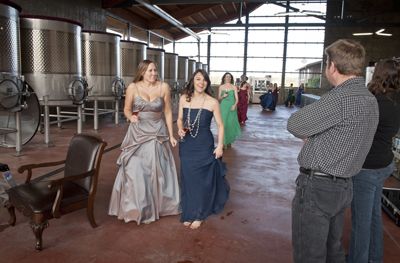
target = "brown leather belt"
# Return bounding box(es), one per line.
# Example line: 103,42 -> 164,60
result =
299,167 -> 349,181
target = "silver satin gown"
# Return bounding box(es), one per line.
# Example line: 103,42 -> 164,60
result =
108,96 -> 180,224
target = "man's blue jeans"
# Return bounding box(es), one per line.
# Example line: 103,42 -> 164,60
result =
348,163 -> 394,263
292,173 -> 353,263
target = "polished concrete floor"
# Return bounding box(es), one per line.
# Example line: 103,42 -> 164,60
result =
0,104 -> 399,262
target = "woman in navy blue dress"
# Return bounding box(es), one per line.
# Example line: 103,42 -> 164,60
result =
177,69 -> 230,229
260,86 -> 275,111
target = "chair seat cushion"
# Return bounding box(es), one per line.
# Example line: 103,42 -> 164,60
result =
7,181 -> 89,214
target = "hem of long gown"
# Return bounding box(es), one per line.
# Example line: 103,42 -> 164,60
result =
109,210 -> 181,225
180,206 -> 226,222
224,134 -> 240,146
179,158 -> 229,222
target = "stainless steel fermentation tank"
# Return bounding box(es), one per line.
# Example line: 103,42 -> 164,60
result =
20,15 -> 88,144
164,52 -> 178,87
196,62 -> 203,70
188,59 -> 196,77
81,30 -> 124,130
0,2 -> 39,154
146,47 -> 165,81
120,40 -> 147,87
178,56 -> 189,91
164,52 -> 178,110
202,64 -> 209,73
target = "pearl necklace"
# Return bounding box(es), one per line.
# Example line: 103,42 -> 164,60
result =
186,96 -> 206,138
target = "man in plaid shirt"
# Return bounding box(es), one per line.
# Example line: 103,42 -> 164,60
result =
287,39 -> 379,263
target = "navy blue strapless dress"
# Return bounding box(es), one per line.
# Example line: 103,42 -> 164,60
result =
179,108 -> 230,222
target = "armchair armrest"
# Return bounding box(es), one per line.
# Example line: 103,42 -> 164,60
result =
47,169 -> 96,218
18,160 -> 66,184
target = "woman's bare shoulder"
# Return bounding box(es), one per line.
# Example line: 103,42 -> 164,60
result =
160,81 -> 170,89
127,82 -> 137,89
205,95 -> 218,110
126,82 -> 138,94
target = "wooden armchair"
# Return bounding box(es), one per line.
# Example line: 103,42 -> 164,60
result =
6,134 -> 107,250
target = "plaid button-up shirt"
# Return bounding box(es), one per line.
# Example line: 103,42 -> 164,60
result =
287,77 -> 379,178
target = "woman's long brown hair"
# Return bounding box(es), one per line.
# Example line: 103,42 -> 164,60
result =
368,58 -> 400,103
182,69 -> 212,102
133,60 -> 158,83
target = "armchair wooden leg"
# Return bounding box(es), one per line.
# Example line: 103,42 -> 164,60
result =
5,201 -> 16,226
87,202 -> 97,228
30,220 -> 48,251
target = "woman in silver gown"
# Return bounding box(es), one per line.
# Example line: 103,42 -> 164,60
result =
109,60 -> 180,224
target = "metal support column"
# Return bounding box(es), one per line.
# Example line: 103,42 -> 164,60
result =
43,96 -> 50,145
127,22 -> 131,40
82,104 -> 86,122
280,1 -> 290,90
56,106 -> 62,128
94,99 -> 98,130
115,99 -> 119,125
15,111 -> 21,155
77,105 -> 82,134
207,28 -> 211,72
197,40 -> 201,62
243,12 -> 249,76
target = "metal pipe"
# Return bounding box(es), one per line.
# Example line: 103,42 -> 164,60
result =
15,111 -> 21,155
107,11 -> 174,43
77,105 -> 82,134
48,117 -> 79,125
127,22 -> 131,40
115,99 -> 120,125
94,99 -> 98,131
135,0 -> 200,41
44,96 -> 50,145
280,1 -> 290,94
341,0 -> 345,19
207,29 -> 211,71
243,11 -> 249,76
56,106 -> 62,128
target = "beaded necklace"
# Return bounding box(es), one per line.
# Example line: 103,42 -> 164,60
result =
186,95 -> 206,138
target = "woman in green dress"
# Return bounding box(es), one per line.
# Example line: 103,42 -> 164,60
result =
218,72 -> 241,148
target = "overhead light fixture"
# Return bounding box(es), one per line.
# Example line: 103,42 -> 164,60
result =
352,28 -> 392,37
352,32 -> 373,36
376,28 -> 392,36
274,11 -> 303,16
302,10 -> 325,16
274,9 -> 325,17
198,30 -> 230,36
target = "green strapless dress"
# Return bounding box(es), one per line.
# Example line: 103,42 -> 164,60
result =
220,90 -> 241,146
